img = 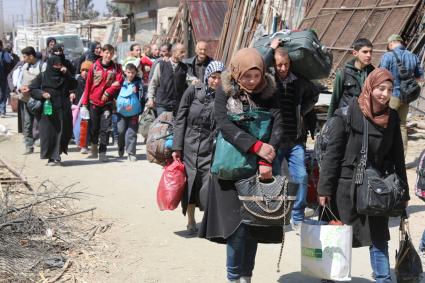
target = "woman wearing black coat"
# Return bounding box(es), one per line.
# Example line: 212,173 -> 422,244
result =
199,48 -> 283,283
29,55 -> 77,166
318,68 -> 409,283
172,61 -> 225,235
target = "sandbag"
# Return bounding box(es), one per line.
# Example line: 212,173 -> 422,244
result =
146,111 -> 173,166
253,29 -> 333,80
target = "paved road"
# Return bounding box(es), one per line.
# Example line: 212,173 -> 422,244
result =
1,110 -> 424,283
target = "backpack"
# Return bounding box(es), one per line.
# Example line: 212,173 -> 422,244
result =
415,149 -> 425,202
391,51 -> 421,104
314,106 -> 351,168
116,79 -> 142,117
146,111 -> 174,166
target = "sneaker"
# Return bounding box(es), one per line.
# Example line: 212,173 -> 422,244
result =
99,152 -> 108,162
305,207 -> 315,218
88,144 -> 98,158
187,223 -> 198,236
118,148 -> 125,158
291,222 -> 302,235
34,139 -> 40,147
0,113 -> 5,118
128,154 -> 137,162
23,147 -> 34,155
80,147 -> 88,154
46,159 -> 61,166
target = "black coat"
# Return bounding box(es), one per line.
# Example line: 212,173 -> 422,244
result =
318,100 -> 409,247
184,55 -> 213,81
29,71 -> 77,159
173,84 -> 216,214
199,71 -> 284,244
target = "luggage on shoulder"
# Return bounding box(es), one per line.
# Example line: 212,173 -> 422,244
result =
253,29 -> 333,80
146,111 -> 174,166
415,149 -> 425,201
391,51 -> 421,104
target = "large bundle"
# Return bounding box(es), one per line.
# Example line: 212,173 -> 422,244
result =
146,111 -> 174,166
253,29 -> 333,80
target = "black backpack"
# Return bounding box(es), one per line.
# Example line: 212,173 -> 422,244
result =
415,149 -> 425,202
314,106 -> 351,168
392,51 -> 421,104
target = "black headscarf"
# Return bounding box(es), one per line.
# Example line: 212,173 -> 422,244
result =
43,55 -> 65,89
46,37 -> 57,47
86,41 -> 101,62
52,44 -> 65,60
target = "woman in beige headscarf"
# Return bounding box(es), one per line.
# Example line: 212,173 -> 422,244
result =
199,48 -> 283,282
318,68 -> 409,282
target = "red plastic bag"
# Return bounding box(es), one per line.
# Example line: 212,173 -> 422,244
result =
157,160 -> 187,210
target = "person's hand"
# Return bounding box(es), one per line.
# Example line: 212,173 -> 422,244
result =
60,66 -> 67,74
172,151 -> 181,161
20,86 -> 29,94
259,165 -> 273,180
318,196 -> 331,207
69,93 -> 76,102
256,143 -> 276,163
191,79 -> 200,85
101,94 -> 108,102
270,38 -> 281,50
42,92 -> 51,99
146,99 -> 155,108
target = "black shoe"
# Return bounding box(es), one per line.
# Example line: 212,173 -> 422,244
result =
118,148 -> 125,157
23,147 -> 34,155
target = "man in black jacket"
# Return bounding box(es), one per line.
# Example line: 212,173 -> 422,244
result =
184,41 -> 212,83
146,43 -> 188,116
265,39 -> 319,231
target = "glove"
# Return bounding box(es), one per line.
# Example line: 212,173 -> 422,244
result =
80,106 -> 90,120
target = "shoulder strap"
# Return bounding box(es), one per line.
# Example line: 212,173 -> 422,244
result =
391,50 -> 402,64
355,117 -> 369,184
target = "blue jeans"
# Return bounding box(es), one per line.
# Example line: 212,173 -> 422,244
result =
419,229 -> 425,252
369,240 -> 391,283
111,113 -> 119,140
0,83 -> 8,115
226,224 -> 258,280
273,144 -> 308,224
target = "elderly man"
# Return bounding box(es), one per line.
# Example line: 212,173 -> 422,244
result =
184,41 -> 213,83
380,34 -> 423,154
146,43 -> 188,116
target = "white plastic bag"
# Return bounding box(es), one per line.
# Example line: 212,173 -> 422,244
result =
301,221 -> 353,281
80,106 -> 90,120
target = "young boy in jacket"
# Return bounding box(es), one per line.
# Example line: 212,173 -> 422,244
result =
116,63 -> 143,161
327,38 -> 374,118
81,44 -> 123,162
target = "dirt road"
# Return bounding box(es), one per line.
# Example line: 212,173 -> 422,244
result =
1,110 -> 425,283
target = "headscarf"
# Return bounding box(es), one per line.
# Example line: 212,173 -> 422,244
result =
204,60 -> 225,95
358,68 -> 393,128
42,55 -> 65,89
46,37 -> 56,47
52,44 -> 65,59
86,41 -> 101,62
229,48 -> 266,93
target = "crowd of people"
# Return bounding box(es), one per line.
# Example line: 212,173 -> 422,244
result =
0,32 -> 423,283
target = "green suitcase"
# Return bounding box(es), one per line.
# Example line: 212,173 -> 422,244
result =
253,29 -> 333,80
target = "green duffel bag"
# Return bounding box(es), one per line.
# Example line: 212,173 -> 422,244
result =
211,109 -> 272,180
253,29 -> 333,80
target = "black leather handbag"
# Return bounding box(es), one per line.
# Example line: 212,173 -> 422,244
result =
235,175 -> 298,226
354,117 -> 407,217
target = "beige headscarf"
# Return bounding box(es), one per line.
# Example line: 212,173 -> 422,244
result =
358,68 -> 393,128
229,48 -> 266,93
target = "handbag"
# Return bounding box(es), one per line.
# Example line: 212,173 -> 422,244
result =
235,175 -> 298,226
395,211 -> 423,283
355,117 -> 407,217
139,107 -> 156,139
210,109 -> 272,180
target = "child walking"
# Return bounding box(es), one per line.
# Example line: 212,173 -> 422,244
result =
116,63 -> 143,161
81,44 -> 123,162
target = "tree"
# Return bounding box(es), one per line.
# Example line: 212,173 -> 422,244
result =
78,0 -> 100,20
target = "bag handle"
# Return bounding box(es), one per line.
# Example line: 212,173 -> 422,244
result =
355,117 -> 369,185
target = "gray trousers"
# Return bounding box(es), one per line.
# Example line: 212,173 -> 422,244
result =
22,103 -> 35,148
117,114 -> 139,155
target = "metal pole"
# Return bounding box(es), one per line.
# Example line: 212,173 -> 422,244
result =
35,0 -> 39,24
0,0 -> 4,38
30,0 -> 34,25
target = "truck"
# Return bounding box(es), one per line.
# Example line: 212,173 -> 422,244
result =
13,23 -> 85,63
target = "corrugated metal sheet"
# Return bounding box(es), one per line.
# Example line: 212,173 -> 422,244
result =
188,0 -> 227,42
299,0 -> 423,71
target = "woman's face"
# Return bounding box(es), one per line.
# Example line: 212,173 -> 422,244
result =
53,62 -> 63,69
371,80 -> 393,106
239,69 -> 262,91
207,72 -> 222,90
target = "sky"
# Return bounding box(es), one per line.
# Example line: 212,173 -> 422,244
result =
2,0 -> 109,27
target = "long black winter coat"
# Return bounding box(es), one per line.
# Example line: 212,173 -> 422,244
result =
199,71 -> 284,244
318,100 -> 409,247
173,83 -> 216,215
